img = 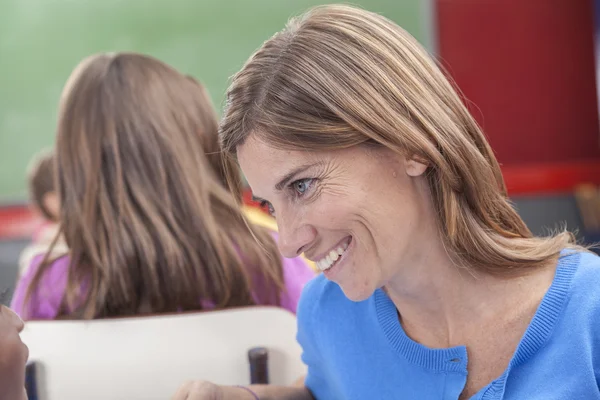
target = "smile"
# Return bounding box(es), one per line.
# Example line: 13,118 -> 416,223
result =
315,237 -> 351,272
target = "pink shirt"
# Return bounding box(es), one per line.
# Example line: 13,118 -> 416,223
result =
11,249 -> 315,320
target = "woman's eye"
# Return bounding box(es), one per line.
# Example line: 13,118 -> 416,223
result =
292,178 -> 314,196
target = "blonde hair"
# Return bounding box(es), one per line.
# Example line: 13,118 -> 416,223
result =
220,4 -> 580,275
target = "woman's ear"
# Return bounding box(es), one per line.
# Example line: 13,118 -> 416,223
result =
404,157 -> 428,177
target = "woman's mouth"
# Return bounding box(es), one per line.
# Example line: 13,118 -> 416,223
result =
315,237 -> 351,272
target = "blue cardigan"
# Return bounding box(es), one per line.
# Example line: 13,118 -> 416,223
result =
297,250 -> 600,399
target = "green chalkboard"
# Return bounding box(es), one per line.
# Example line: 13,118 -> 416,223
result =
0,0 -> 429,200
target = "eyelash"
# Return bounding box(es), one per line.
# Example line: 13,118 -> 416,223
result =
289,178 -> 315,198
258,178 -> 316,217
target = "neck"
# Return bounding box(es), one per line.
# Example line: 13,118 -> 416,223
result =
383,236 -> 553,348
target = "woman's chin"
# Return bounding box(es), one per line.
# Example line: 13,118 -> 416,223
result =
339,283 -> 375,302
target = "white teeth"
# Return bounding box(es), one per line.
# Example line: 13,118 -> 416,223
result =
317,259 -> 332,272
316,257 -> 329,272
315,239 -> 351,272
329,250 -> 339,262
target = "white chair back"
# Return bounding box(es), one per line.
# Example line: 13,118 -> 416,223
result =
20,307 -> 306,400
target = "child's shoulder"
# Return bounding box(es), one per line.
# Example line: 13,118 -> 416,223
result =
11,253 -> 71,320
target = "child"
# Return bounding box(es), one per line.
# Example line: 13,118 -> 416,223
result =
18,149 -> 67,277
11,53 -> 314,320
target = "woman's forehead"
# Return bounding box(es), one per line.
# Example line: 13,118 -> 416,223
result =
238,135 -> 319,166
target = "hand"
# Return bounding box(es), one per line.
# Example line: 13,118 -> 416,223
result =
170,381 -> 256,400
170,381 -> 222,400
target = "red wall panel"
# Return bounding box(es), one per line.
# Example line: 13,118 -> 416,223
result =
437,0 -> 600,168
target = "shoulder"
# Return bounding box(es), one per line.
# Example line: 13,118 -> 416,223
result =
556,250 -> 600,377
11,254 -> 70,320
299,273 -> 339,301
296,274 -> 350,362
32,253 -> 71,283
297,274 -> 379,392
18,238 -> 68,276
19,253 -> 70,287
556,250 -> 600,335
297,274 -> 350,325
564,250 -> 600,300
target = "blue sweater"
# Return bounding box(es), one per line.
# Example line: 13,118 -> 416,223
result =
297,251 -> 600,399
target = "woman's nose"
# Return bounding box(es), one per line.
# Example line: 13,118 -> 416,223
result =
277,217 -> 316,258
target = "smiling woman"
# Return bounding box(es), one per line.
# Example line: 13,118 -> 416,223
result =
169,4 -> 600,400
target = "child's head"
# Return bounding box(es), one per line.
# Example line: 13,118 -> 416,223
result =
40,52 -> 282,318
27,149 -> 59,221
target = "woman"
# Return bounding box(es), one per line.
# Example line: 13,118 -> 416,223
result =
173,4 -> 600,400
11,52 -> 314,320
0,295 -> 28,400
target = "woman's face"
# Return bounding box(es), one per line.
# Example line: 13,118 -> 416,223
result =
238,136 -> 435,301
0,305 -> 28,399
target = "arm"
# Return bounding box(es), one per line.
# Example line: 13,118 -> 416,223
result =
170,381 -> 314,400
224,384 -> 314,400
172,279 -> 326,400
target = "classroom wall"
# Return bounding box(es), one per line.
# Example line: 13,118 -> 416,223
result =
0,0 -> 430,201
437,0 -> 599,172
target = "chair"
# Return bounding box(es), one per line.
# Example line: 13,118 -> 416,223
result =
20,306 -> 306,400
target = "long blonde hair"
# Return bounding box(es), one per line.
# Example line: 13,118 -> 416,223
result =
220,4 -> 579,275
27,53 -> 283,319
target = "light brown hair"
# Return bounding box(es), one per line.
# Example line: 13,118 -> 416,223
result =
27,52 -> 283,319
220,4 -> 580,275
27,149 -> 57,221
184,75 -> 243,198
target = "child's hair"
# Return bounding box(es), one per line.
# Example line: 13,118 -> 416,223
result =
27,149 -> 57,221
184,75 -> 243,198
26,52 -> 284,319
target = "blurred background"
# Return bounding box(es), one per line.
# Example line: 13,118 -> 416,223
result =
1,0 -> 599,303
